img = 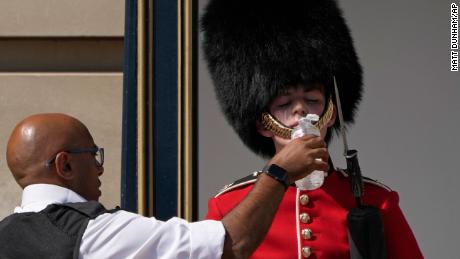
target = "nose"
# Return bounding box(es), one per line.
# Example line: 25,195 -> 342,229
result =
292,100 -> 308,116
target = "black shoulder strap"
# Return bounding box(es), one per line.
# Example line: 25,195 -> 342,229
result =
58,201 -> 116,219
215,172 -> 260,197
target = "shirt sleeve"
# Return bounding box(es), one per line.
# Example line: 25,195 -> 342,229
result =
79,211 -> 225,259
381,191 -> 424,259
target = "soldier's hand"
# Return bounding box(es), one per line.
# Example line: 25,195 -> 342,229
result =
268,135 -> 329,183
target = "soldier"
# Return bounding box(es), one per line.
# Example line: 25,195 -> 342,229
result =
201,0 -> 423,258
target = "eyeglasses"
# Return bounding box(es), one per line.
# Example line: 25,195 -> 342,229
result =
45,147 -> 104,168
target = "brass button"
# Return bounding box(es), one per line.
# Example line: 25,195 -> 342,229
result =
299,213 -> 310,224
301,228 -> 312,239
301,247 -> 311,258
299,194 -> 309,205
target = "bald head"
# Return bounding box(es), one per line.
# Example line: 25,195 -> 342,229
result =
6,113 -> 93,188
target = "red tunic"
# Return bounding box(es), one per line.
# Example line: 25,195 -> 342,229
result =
206,170 -> 423,259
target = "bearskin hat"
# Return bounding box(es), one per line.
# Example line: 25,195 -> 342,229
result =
201,0 -> 363,158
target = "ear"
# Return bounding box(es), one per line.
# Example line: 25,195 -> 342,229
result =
256,120 -> 274,138
54,152 -> 74,180
326,105 -> 337,128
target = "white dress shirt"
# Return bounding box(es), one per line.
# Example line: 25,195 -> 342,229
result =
14,184 -> 225,259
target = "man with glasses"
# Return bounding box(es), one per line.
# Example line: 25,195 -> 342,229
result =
0,113 -> 326,258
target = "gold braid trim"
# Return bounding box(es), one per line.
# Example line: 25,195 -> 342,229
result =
261,98 -> 334,139
261,113 -> 292,139
316,98 -> 334,130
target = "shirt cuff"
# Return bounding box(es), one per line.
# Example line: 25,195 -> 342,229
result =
189,220 -> 225,259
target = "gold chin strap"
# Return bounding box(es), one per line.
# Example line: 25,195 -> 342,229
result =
261,98 -> 334,139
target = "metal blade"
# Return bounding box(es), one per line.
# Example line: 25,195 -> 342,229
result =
333,76 -> 349,155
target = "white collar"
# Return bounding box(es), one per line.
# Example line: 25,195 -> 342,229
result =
14,184 -> 87,213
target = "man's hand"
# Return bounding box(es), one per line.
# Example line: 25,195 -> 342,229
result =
268,135 -> 329,183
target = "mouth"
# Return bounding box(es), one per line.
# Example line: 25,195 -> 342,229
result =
98,181 -> 102,195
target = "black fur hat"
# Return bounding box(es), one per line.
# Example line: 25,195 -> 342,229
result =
201,0 -> 363,158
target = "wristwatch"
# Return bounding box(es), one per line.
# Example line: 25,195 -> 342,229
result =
262,164 -> 290,189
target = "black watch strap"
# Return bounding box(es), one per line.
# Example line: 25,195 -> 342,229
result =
262,164 -> 290,189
